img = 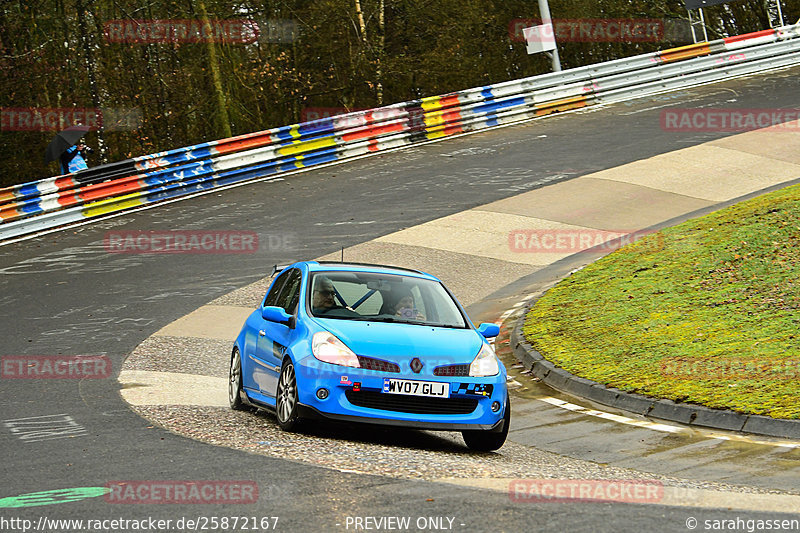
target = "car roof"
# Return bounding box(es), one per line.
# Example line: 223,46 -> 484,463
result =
302,261 -> 438,281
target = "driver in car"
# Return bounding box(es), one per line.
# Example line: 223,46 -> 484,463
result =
312,276 -> 338,313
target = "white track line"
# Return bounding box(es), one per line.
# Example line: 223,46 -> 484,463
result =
540,396 -> 686,434
539,397 -> 800,448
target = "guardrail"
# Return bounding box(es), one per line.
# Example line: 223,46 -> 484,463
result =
2,25 -> 799,242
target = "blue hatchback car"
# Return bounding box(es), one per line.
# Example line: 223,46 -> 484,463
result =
229,261 -> 509,451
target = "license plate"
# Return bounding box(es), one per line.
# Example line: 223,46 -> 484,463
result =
383,378 -> 449,398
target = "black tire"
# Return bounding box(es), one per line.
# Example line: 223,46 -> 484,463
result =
462,397 -> 510,452
229,348 -> 247,410
276,359 -> 301,431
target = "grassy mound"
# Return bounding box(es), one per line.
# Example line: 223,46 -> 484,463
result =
522,183 -> 800,419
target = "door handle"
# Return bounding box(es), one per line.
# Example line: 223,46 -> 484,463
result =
258,330 -> 266,337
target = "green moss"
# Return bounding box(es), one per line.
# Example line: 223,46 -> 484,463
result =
523,183 -> 800,419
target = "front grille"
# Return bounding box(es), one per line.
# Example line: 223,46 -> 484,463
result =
433,364 -> 470,377
356,356 -> 400,373
345,390 -> 478,415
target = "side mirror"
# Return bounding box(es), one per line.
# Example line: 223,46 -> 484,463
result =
477,323 -> 500,339
262,306 -> 292,325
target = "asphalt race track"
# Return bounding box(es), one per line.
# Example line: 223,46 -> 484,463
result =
2,67 -> 800,532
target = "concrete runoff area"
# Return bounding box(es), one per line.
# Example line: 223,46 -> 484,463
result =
152,304 -> 254,339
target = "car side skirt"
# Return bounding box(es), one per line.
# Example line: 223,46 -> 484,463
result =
243,388 -> 277,410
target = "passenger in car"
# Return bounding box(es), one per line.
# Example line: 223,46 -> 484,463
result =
390,289 -> 425,320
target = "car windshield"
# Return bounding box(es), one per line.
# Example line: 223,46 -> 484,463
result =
307,271 -> 467,328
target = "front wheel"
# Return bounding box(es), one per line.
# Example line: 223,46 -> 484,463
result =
276,360 -> 301,431
229,348 -> 247,411
462,398 -> 510,452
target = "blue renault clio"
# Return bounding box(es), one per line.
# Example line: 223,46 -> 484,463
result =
230,261 -> 509,451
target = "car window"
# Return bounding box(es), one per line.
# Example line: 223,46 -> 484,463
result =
263,269 -> 290,307
333,280 -> 384,314
275,269 -> 302,314
307,271 -> 467,328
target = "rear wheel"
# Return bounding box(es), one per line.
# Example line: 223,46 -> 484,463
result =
462,398 -> 510,452
229,348 -> 246,411
276,360 -> 301,431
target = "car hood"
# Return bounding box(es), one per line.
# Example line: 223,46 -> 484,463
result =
315,319 -> 484,363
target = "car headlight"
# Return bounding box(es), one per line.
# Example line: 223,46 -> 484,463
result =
469,343 -> 499,377
312,331 -> 360,368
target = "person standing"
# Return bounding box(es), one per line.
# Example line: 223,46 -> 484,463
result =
59,141 -> 92,174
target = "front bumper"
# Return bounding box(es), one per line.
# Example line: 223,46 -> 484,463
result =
294,355 -> 507,430
297,404 -> 506,431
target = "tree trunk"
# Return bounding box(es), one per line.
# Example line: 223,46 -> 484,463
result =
377,0 -> 384,105
354,0 -> 384,105
76,0 -> 108,162
354,0 -> 368,41
196,0 -> 232,139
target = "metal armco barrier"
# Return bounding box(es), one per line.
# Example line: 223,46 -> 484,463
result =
2,25 -> 799,242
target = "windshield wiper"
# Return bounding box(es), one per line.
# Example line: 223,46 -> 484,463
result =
421,322 -> 466,329
347,316 -> 400,323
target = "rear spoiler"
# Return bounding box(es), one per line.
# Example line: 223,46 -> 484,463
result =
270,264 -> 291,277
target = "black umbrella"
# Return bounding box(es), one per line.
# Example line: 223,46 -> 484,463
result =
45,125 -> 90,164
